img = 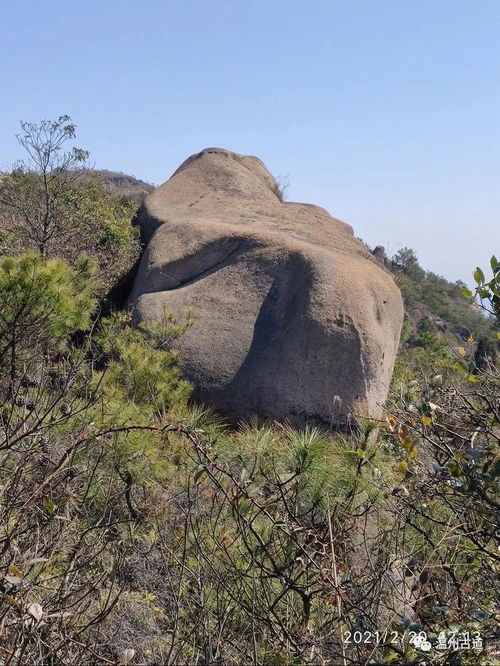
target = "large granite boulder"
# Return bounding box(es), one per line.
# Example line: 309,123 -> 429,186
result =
128,148 -> 404,424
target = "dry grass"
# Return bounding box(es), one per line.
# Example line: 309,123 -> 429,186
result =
269,173 -> 289,202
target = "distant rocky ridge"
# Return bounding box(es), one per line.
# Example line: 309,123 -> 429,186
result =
128,148 -> 404,425
0,169 -> 154,204
89,170 -> 154,203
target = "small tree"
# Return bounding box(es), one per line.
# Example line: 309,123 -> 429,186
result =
0,117 -> 140,296
0,254 -> 192,665
0,116 -> 90,257
0,254 -> 95,394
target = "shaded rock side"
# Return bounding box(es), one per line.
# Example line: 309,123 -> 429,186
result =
128,148 -> 404,424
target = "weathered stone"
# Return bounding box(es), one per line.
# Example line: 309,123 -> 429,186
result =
128,148 -> 403,424
372,245 -> 390,268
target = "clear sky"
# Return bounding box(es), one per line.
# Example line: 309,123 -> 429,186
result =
1,0 -> 499,284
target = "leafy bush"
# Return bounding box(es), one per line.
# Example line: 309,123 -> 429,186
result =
0,256 -> 192,664
0,254 -> 95,382
0,117 -> 140,298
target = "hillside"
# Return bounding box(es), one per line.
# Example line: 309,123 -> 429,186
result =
85,169 -> 155,203
390,247 -> 498,341
0,123 -> 498,665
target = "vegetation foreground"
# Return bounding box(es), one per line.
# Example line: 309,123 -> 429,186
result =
0,118 -> 498,665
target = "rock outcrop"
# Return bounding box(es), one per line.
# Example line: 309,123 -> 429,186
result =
128,148 -> 404,424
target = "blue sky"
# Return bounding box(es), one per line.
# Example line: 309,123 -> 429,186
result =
1,0 -> 499,284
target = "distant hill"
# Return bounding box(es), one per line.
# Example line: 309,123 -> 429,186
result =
1,168 -> 155,205
372,246 -> 499,378
388,247 -> 497,342
88,169 -> 155,203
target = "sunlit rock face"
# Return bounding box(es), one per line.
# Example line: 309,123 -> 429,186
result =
128,148 -> 404,425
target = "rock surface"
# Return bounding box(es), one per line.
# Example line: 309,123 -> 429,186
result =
128,148 -> 404,424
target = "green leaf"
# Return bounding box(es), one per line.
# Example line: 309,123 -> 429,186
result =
473,267 -> 485,284
398,460 -> 409,474
356,448 -> 365,459
44,498 -> 57,515
491,255 -> 499,274
460,286 -> 473,299
7,565 -> 23,579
